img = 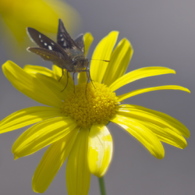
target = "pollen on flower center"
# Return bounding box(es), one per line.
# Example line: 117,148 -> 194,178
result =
61,82 -> 119,128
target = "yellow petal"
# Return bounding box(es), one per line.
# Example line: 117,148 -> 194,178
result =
35,73 -> 73,100
66,129 -> 90,195
88,125 -> 113,177
25,65 -> 74,98
118,85 -> 190,101
111,114 -> 165,159
52,65 -> 62,78
52,65 -> 74,90
77,72 -> 89,84
0,107 -> 61,133
2,61 -> 61,107
139,120 -> 187,148
103,38 -> 134,86
90,31 -> 119,83
84,32 -> 94,56
109,66 -> 176,92
24,65 -> 53,77
12,117 -> 77,158
119,104 -> 190,138
32,130 -> 78,193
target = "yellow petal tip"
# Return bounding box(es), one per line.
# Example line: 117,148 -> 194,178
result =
13,155 -> 19,160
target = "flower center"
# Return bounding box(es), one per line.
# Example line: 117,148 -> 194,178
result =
61,82 -> 119,128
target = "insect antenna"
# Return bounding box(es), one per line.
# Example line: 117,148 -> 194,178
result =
89,59 -> 110,63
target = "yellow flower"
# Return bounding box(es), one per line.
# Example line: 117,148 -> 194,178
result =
0,32 -> 190,195
0,0 -> 79,50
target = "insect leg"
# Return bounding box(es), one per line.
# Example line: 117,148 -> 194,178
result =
86,68 -> 95,89
61,69 -> 69,92
72,72 -> 76,93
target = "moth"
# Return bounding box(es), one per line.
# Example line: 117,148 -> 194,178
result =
27,19 -> 89,78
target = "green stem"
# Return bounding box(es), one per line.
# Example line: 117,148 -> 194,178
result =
98,177 -> 106,195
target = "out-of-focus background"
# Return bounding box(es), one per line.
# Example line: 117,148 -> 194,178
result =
0,0 -> 194,195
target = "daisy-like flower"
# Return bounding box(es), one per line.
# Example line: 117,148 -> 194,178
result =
0,0 -> 79,49
0,32 -> 190,195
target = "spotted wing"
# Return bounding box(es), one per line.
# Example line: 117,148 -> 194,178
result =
57,19 -> 82,51
27,27 -> 65,54
27,47 -> 66,68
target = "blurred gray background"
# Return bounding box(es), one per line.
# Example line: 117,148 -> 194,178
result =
0,0 -> 194,195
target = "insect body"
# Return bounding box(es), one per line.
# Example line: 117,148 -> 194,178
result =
27,19 -> 89,74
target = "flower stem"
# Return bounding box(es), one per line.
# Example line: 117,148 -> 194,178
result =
98,177 -> 106,195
